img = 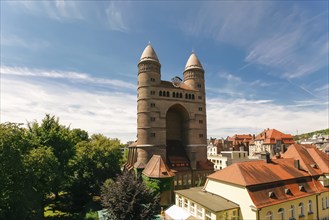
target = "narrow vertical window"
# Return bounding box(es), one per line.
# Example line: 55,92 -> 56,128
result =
308,200 -> 312,214
278,208 -> 284,220
266,211 -> 273,220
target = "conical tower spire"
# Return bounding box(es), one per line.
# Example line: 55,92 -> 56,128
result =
140,44 -> 160,63
185,51 -> 203,71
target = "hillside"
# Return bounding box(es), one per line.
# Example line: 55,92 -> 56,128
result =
294,128 -> 329,141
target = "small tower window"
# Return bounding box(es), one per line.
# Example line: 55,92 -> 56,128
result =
199,120 -> 203,124
150,103 -> 155,107
159,91 -> 162,96
185,94 -> 188,99
197,83 -> 202,88
180,93 -> 183,98
188,94 -> 192,99
199,134 -> 203,138
150,78 -> 155,82
166,91 -> 169,97
150,117 -> 155,122
151,133 -> 156,137
198,107 -> 203,111
173,92 -> 176,98
151,91 -> 155,95
192,94 -> 195,99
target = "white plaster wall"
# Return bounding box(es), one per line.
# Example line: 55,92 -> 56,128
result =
205,179 -> 256,220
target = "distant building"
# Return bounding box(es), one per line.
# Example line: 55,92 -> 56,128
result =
249,128 -> 295,157
172,144 -> 329,220
207,138 -> 224,156
300,134 -> 329,153
208,150 -> 251,171
227,134 -> 253,152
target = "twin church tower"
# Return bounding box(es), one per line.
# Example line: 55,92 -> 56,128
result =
126,44 -> 212,191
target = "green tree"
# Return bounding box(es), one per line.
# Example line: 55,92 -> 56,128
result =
24,147 -> 60,218
69,134 -> 122,205
0,123 -> 33,219
27,114 -> 75,196
101,171 -> 160,220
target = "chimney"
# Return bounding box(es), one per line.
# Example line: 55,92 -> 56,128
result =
275,152 -> 281,159
294,160 -> 300,170
261,151 -> 271,163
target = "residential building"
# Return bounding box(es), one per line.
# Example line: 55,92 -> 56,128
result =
174,187 -> 240,220
300,134 -> 329,153
280,143 -> 329,187
205,156 -> 329,219
172,146 -> 329,220
208,150 -> 252,171
207,138 -> 224,156
227,134 -> 253,152
249,128 -> 295,157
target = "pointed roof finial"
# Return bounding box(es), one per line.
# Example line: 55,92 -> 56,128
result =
140,43 -> 159,63
148,40 -> 151,45
185,52 -> 203,71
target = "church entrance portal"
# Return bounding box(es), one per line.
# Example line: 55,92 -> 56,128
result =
166,104 -> 190,168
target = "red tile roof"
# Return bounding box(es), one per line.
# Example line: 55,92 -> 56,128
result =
254,129 -> 294,145
248,177 -> 327,208
208,158 -> 309,186
228,134 -> 253,142
207,156 -> 329,208
142,155 -> 175,178
280,144 -> 329,175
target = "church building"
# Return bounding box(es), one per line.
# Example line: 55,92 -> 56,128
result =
125,44 -> 213,192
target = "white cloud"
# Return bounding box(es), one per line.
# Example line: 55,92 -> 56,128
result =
7,1 -> 84,21
1,70 -> 327,143
1,34 -> 49,50
105,2 -> 129,32
314,84 -> 329,92
182,2 -> 328,80
218,72 -> 241,82
0,66 -> 136,90
1,76 -> 137,143
207,97 -> 328,138
244,9 -> 328,79
182,1 -> 271,46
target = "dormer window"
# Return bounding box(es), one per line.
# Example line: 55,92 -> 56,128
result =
269,191 -> 275,198
299,185 -> 305,192
284,188 -> 292,195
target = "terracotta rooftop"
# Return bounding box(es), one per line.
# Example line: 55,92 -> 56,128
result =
253,128 -> 294,145
228,134 -> 253,142
208,158 -> 309,186
142,155 -> 175,178
207,155 -> 329,208
248,177 -> 327,208
280,144 -> 329,176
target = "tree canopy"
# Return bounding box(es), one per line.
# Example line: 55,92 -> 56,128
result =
101,171 -> 160,220
0,115 -> 123,219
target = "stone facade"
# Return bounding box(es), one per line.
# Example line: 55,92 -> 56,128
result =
126,44 -> 213,190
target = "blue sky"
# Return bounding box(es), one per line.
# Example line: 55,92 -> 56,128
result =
1,1 -> 328,143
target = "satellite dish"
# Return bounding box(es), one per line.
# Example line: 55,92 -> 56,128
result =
171,76 -> 182,88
